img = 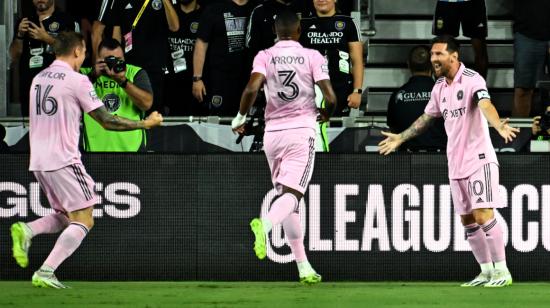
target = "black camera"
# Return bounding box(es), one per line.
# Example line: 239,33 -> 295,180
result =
540,109 -> 550,134
102,56 -> 126,73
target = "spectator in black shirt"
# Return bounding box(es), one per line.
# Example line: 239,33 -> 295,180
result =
387,45 -> 447,152
100,0 -> 179,114
0,124 -> 9,153
9,0 -> 79,117
192,0 -> 255,116
246,0 -> 310,59
432,0 -> 489,78
164,0 -> 205,116
66,0 -> 104,66
91,0 -> 115,63
300,0 -> 363,117
512,0 -> 550,117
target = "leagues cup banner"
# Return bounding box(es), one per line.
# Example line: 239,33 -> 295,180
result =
0,154 -> 549,281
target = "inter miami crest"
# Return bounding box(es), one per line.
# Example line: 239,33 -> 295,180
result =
152,0 -> 163,10
103,93 -> 121,112
457,90 -> 464,101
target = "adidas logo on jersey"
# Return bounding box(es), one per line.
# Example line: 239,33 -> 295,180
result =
309,25 -> 317,29
125,3 -> 133,9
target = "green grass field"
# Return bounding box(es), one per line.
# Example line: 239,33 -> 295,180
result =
0,282 -> 549,307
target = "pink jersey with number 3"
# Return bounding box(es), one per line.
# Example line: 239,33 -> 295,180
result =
252,40 -> 330,131
424,63 -> 498,179
29,60 -> 103,171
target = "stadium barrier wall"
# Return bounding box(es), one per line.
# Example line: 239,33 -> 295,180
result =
0,153 -> 549,281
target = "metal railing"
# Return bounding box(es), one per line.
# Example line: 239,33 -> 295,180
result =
0,116 -> 536,128
364,0 -> 376,37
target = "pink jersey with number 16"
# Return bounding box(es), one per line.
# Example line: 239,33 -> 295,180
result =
29,60 -> 104,171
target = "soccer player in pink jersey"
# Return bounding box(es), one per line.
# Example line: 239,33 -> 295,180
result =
379,35 -> 519,287
10,31 -> 163,289
232,9 -> 336,284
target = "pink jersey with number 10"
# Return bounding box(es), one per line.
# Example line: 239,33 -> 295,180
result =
424,63 -> 498,179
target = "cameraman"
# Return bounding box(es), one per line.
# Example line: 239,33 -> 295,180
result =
82,38 -> 153,152
532,105 -> 550,138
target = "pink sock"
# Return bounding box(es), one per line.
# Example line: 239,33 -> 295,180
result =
27,213 -> 70,237
283,213 -> 307,262
464,223 -> 492,264
44,222 -> 89,270
265,193 -> 298,227
482,218 -> 506,262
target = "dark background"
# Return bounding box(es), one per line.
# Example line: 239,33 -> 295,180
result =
0,153 -> 549,281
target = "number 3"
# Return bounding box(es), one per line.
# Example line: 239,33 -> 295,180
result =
277,70 -> 300,102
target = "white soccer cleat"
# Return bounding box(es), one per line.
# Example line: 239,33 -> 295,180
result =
32,269 -> 69,289
484,269 -> 513,288
460,272 -> 491,287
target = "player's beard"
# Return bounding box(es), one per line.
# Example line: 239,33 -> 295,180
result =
432,61 -> 449,79
35,0 -> 53,12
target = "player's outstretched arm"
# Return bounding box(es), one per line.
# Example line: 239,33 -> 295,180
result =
316,79 -> 337,122
478,99 -> 520,144
378,113 -> 434,155
88,106 -> 163,131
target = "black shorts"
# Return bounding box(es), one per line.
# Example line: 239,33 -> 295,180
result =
432,0 -> 488,39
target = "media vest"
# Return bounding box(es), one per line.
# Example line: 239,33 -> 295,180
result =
81,65 -> 145,152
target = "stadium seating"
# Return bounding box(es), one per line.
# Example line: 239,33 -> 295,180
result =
361,0 -> 514,114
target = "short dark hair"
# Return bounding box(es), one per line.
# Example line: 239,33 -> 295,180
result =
53,31 -> 85,56
431,35 -> 460,54
408,45 -> 432,73
98,38 -> 123,53
274,9 -> 300,37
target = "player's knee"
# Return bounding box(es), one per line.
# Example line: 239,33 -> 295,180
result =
85,217 -> 95,230
460,214 -> 476,226
282,186 -> 303,201
472,208 -> 494,225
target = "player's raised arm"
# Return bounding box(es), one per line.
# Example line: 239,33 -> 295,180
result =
378,113 -> 435,155
88,106 -> 163,131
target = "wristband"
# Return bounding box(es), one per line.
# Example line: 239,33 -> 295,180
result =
231,112 -> 247,129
